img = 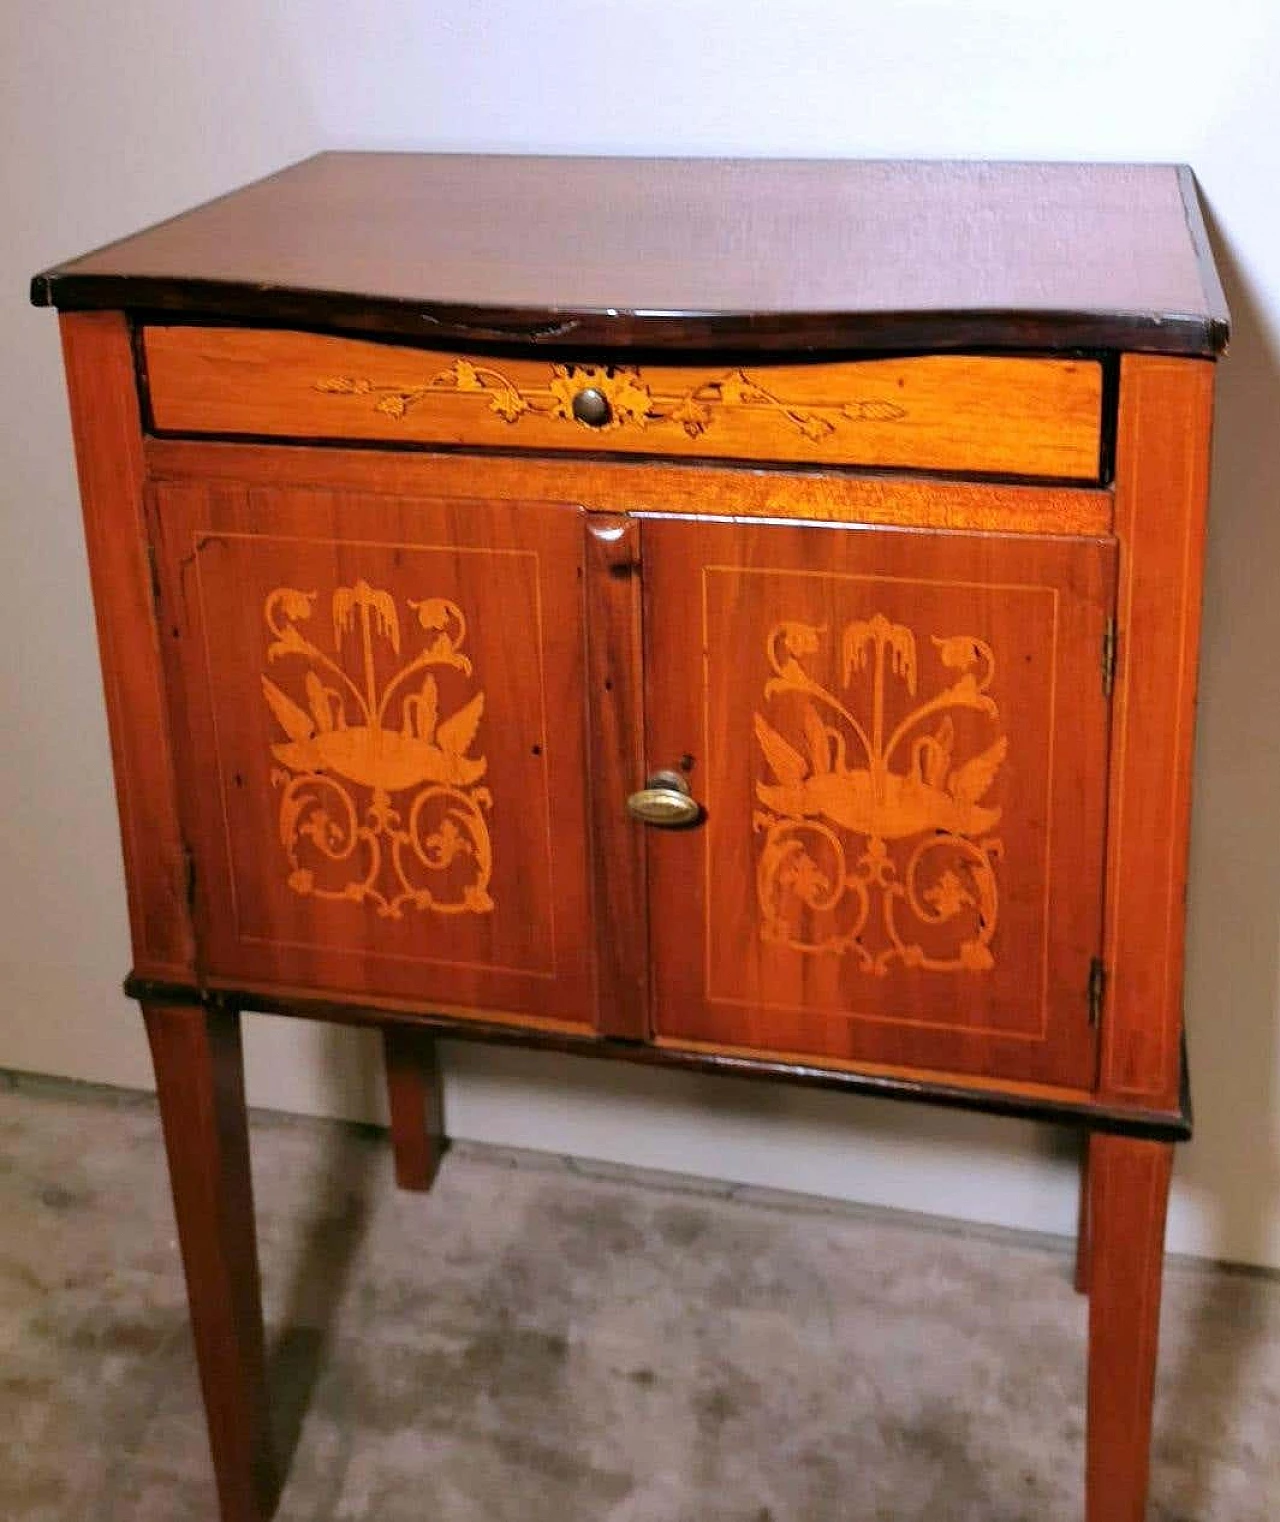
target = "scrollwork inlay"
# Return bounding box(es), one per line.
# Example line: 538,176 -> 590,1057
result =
263,579 -> 494,919
753,613 -> 1007,974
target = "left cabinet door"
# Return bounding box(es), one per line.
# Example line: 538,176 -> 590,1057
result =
150,477 -> 597,1029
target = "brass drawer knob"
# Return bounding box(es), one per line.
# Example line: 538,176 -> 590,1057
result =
626,769 -> 701,828
571,386 -> 612,428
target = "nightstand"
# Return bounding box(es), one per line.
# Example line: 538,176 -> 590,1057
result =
33,153 -> 1228,1522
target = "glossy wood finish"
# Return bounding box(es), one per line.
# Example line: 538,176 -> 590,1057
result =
35,155 -> 1227,356
643,514 -> 1114,1087
58,313 -> 195,979
149,480 -> 598,1027
1101,356 -> 1216,1108
143,1002 -> 273,1522
1085,1134 -> 1174,1522
382,1028 -> 446,1191
143,326 -> 1104,480
583,515 -> 650,1038
145,437 -> 1115,535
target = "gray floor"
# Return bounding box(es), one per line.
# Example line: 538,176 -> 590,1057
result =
2,1075 -> 1278,1522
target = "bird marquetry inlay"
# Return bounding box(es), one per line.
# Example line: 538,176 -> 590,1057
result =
753,613 -> 1007,973
262,580 -> 494,919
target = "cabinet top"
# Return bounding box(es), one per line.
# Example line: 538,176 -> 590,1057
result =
32,153 -> 1228,357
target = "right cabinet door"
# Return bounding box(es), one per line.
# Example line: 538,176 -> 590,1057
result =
642,515 -> 1116,1089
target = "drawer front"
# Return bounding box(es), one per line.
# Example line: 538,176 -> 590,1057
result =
143,326 -> 1104,480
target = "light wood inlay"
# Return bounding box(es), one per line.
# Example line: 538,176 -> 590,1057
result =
144,326 -> 1104,480
262,578 -> 495,921
752,610 -> 1009,974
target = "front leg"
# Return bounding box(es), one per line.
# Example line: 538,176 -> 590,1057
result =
1084,1133 -> 1174,1522
144,1001 -> 275,1522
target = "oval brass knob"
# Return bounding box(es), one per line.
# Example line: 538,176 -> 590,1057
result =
571,386 -> 612,428
626,770 -> 701,828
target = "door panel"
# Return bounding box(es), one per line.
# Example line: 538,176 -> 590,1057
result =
151,482 -> 595,1028
642,515 -> 1115,1088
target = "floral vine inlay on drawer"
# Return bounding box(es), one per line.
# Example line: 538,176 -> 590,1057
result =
315,360 -> 909,440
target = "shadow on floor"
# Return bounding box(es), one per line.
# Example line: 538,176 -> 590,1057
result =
264,1119 -> 381,1503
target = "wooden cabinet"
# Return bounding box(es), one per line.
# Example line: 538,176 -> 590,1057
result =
34,154 -> 1228,1522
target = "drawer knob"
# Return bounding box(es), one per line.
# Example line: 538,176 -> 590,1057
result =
571,386 -> 612,428
626,770 -> 701,828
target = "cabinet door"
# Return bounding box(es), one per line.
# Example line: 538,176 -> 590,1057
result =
151,480 -> 595,1028
642,515 -> 1115,1089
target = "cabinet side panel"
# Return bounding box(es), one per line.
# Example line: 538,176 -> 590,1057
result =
1101,355 -> 1215,1105
58,312 -> 195,977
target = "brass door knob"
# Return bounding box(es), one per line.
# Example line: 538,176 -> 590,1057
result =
626,770 -> 701,828
571,386 -> 612,427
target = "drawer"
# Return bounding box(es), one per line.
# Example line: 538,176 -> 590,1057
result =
142,326 -> 1104,480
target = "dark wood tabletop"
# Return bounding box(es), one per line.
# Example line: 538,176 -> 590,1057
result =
32,153 -> 1228,356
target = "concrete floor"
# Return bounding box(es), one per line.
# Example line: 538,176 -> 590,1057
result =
2,1072 -> 1278,1522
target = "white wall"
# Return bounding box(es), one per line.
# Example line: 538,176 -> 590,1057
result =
3,0 -> 1280,1267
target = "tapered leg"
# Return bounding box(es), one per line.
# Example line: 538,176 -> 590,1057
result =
382,1026 -> 447,1191
1075,1132 -> 1093,1295
1085,1134 -> 1174,1522
144,1003 -> 275,1522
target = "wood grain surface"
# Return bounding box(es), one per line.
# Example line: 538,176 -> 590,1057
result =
642,514 -> 1114,1088
584,515 -> 650,1038
143,326 -> 1103,480
143,1002 -> 274,1522
58,313 -> 195,979
149,479 -> 599,1028
1101,356 -> 1216,1108
1085,1134 -> 1174,1522
143,438 -> 1113,536
35,155 -> 1227,356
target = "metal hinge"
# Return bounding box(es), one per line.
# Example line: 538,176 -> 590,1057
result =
1102,617 -> 1117,698
1087,957 -> 1107,1027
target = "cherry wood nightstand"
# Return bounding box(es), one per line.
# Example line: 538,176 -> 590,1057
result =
33,154 -> 1228,1522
